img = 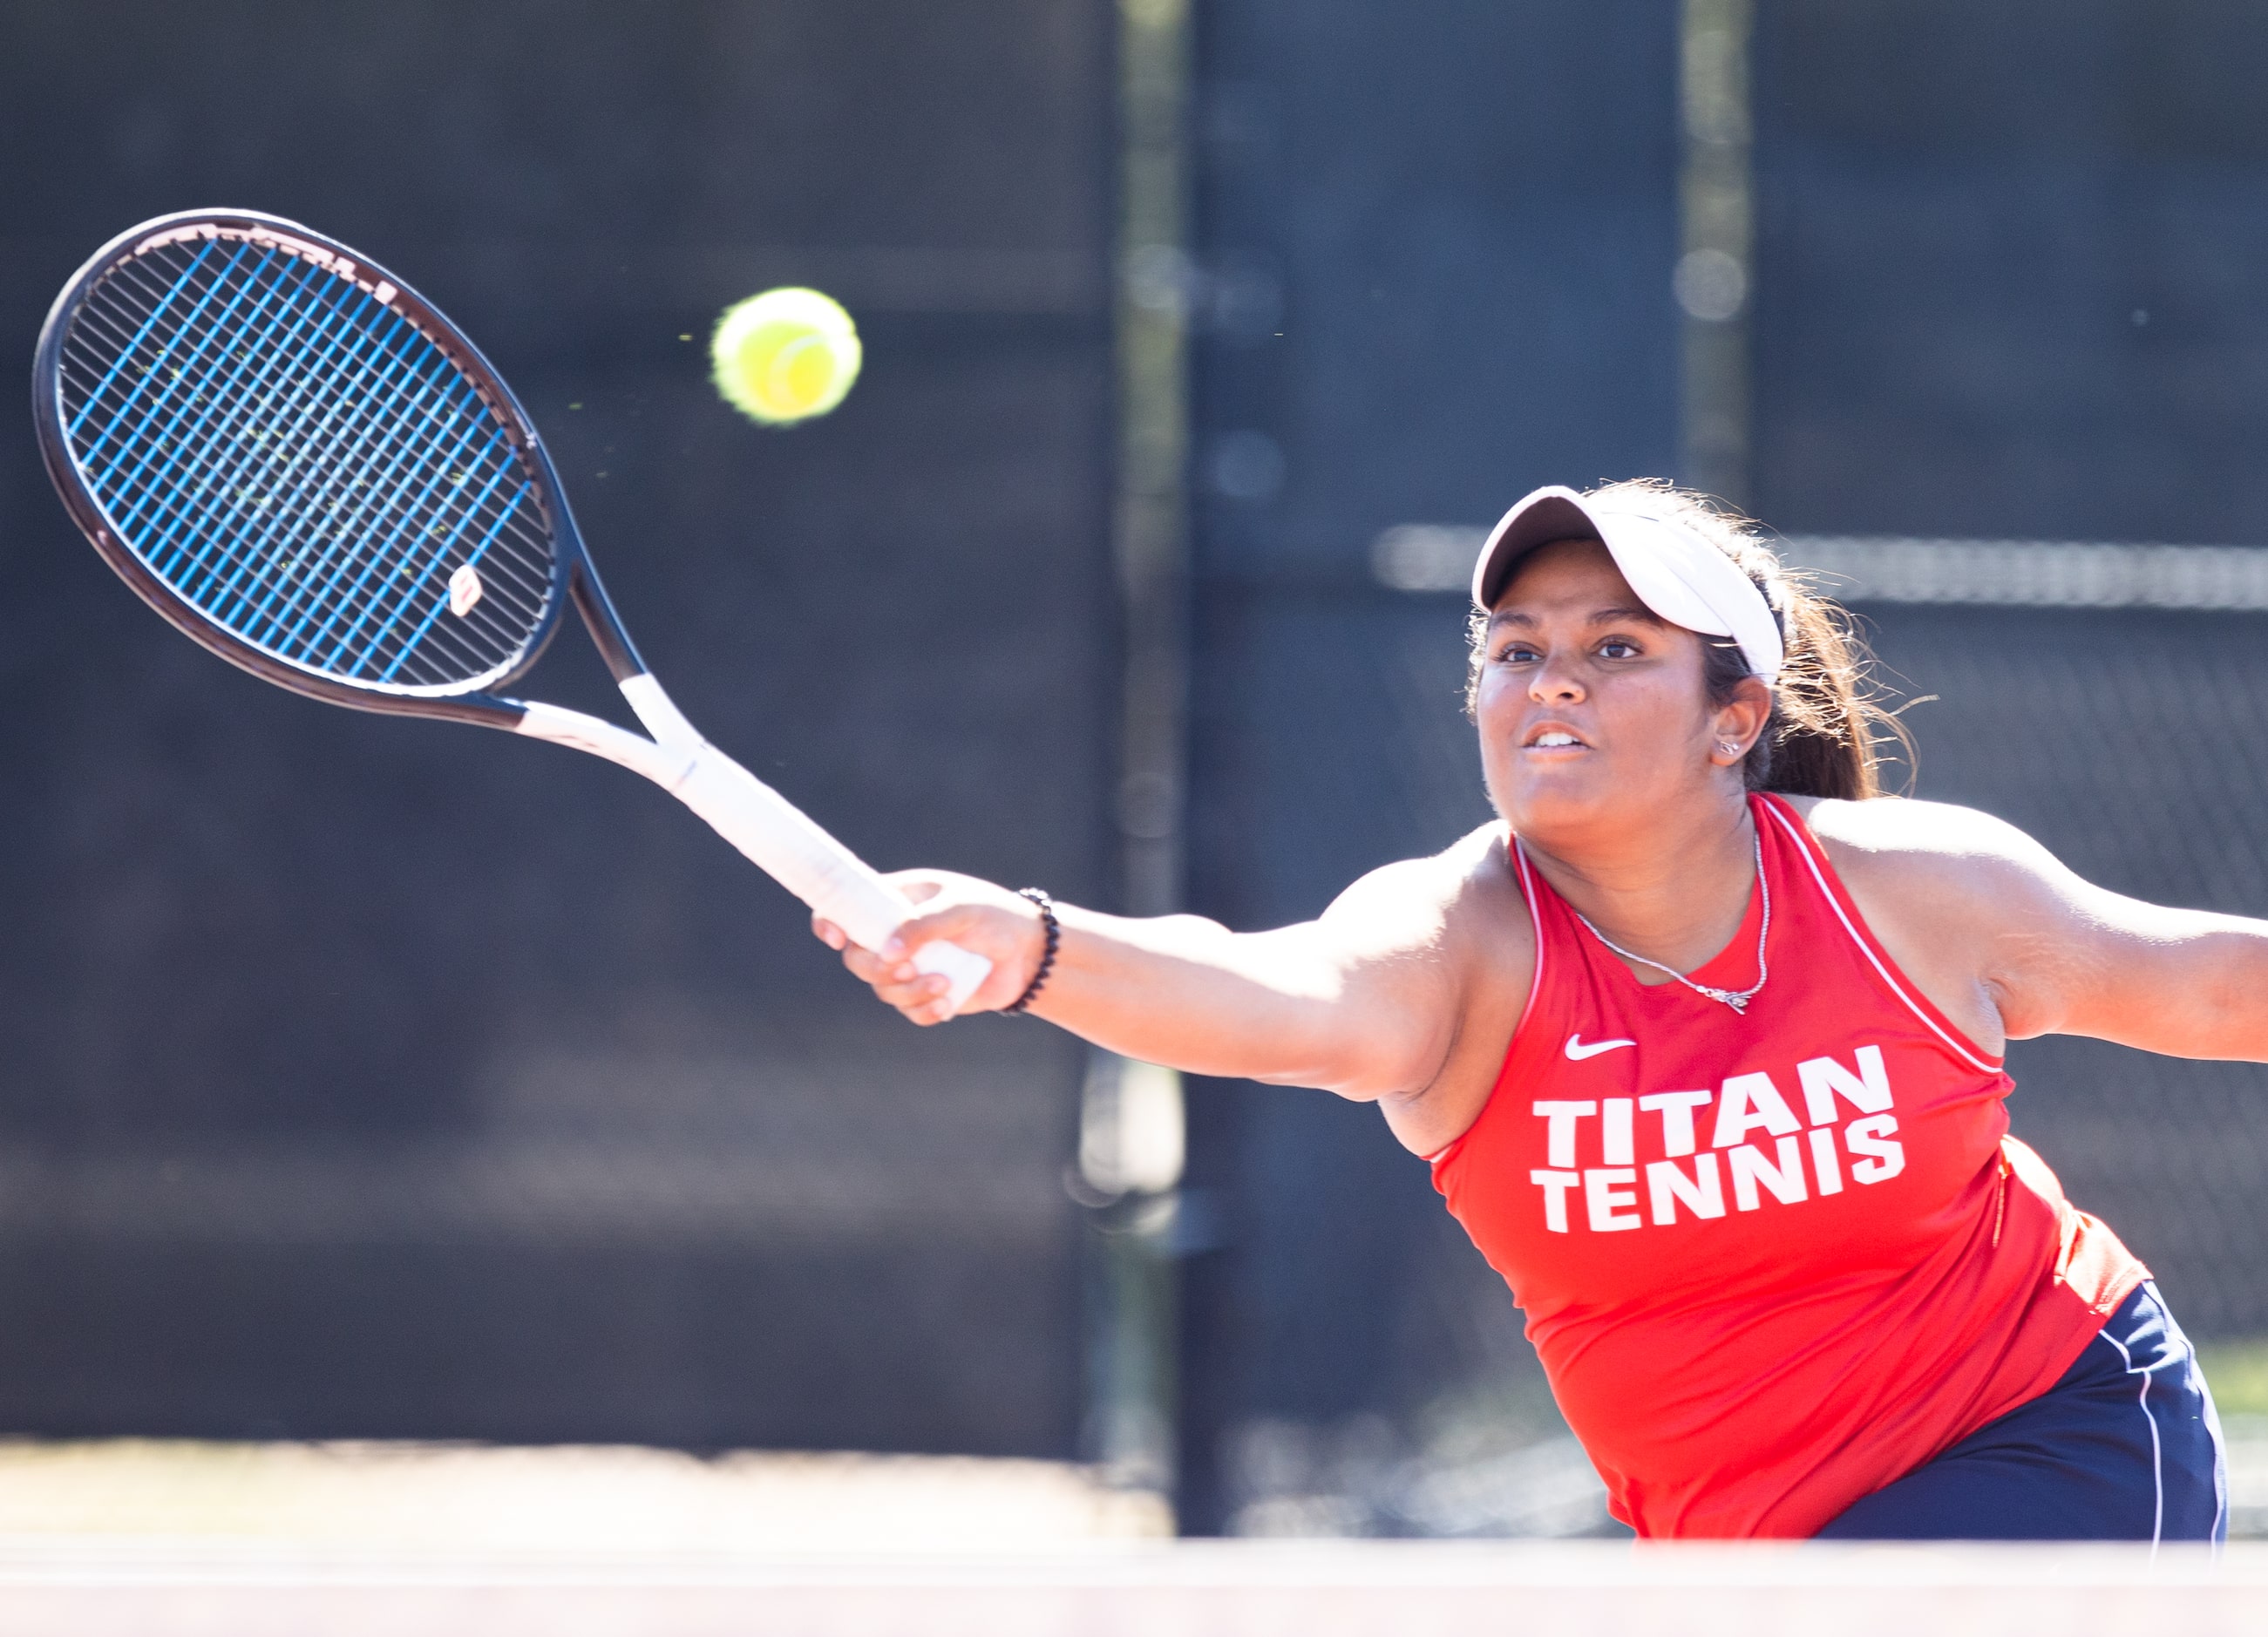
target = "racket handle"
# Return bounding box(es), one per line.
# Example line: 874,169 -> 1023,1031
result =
908,939 -> 994,1008
671,745 -> 994,1013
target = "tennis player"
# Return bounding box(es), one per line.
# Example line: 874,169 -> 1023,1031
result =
814,479 -> 2244,1542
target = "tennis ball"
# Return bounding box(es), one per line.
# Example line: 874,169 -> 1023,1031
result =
709,287 -> 862,425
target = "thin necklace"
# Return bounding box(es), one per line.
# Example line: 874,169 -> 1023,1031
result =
1570,832 -> 1770,1015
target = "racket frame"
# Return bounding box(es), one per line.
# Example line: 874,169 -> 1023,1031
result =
31,209 -> 623,728
33,208 -> 991,1008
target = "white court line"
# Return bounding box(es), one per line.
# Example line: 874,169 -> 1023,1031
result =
0,1536 -> 2252,1586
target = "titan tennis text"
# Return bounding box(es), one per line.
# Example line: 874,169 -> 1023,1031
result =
1527,1043 -> 1905,1232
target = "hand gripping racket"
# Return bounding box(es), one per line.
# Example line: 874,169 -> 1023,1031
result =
32,208 -> 992,1010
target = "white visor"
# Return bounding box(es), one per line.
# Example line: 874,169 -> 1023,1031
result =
1470,486 -> 1783,685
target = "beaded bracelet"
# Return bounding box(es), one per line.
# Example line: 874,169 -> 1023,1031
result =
1004,888 -> 1059,1015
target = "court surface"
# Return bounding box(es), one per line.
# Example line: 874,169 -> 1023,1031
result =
0,1538 -> 2261,1635
0,1441 -> 2258,1634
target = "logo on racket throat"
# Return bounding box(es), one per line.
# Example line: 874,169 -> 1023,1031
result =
447,564 -> 485,617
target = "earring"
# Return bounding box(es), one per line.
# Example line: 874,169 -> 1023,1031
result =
1719,741 -> 1741,756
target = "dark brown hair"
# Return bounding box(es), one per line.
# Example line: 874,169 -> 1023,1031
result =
1464,479 -> 1905,800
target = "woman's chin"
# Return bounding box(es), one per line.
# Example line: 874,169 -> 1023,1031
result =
1491,766 -> 1620,836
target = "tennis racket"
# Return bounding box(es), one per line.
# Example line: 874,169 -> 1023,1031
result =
31,207 -> 992,1011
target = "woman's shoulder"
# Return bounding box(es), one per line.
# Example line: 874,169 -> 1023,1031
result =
1777,793 -> 2081,1056
1327,819 -> 1519,907
1319,820 -> 1531,962
1782,792 -> 2061,885
1333,822 -> 1536,1156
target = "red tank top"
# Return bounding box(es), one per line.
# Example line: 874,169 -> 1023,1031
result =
1430,793 -> 2145,1539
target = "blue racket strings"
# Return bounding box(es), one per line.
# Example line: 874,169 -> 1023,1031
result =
56,237 -> 557,692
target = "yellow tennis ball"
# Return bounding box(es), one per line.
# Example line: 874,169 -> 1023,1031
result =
710,287 -> 862,425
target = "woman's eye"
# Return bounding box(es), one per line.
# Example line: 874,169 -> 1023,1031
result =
1497,643 -> 1540,664
1598,638 -> 1640,660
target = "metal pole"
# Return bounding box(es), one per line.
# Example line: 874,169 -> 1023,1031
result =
1083,0 -> 1192,1509
1679,0 -> 1755,507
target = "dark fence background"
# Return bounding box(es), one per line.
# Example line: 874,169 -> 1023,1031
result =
1176,0 -> 1683,1534
5,0 -> 2268,1544
1755,0 -> 2268,1335
0,0 -> 1117,1455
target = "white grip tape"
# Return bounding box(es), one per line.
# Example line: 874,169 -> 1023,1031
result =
669,748 -> 993,1013
911,939 -> 993,1003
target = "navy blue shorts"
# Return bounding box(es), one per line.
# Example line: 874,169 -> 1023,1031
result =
1815,1280 -> 2226,1544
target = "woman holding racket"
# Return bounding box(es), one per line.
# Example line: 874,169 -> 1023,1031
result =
817,480 -> 2244,1542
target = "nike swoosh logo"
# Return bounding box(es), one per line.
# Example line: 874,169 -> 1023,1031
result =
1564,1034 -> 1636,1061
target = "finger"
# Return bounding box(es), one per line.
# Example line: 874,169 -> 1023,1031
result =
892,984 -> 958,1028
881,871 -> 948,905
849,948 -> 959,1005
883,902 -> 994,961
860,951 -> 946,991
873,971 -> 952,1011
811,916 -> 846,952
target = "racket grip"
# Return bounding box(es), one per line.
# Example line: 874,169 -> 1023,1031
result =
912,940 -> 994,1008
669,745 -> 994,1013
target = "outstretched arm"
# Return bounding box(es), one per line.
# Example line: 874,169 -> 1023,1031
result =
1997,875 -> 2268,1061
1812,798 -> 2268,1062
812,832 -> 1521,1104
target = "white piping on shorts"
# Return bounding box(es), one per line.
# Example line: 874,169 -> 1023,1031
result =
2215,1420 -> 2230,1549
2095,1325 -> 2165,1559
2211,1379 -> 2230,1548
